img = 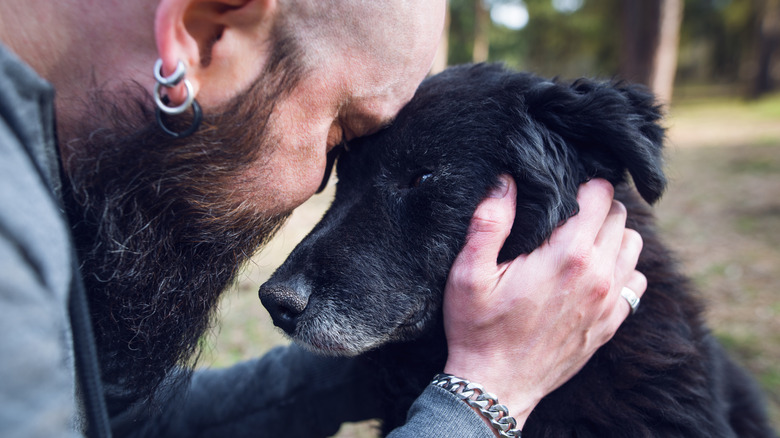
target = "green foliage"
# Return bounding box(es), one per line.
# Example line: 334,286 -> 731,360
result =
448,0 -> 623,78
445,0 -> 767,86
447,0 -> 479,65
678,0 -> 761,83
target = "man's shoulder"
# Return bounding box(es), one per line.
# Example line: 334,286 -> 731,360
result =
0,43 -> 71,303
0,45 -> 80,437
0,43 -> 60,192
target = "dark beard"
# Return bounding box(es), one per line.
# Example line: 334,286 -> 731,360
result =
61,51 -> 303,405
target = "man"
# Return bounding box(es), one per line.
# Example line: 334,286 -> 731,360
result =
0,0 -> 646,436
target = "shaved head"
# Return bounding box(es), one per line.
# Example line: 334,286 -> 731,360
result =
286,0 -> 444,89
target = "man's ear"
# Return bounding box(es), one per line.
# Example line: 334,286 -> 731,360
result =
155,0 -> 277,106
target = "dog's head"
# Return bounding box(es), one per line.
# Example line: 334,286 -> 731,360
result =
259,63 -> 666,356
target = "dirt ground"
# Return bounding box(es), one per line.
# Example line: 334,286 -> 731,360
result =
658,97 -> 780,428
205,92 -> 780,435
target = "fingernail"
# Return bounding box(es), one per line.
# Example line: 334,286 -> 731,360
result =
487,176 -> 510,198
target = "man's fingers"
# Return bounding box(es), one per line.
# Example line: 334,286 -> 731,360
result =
550,179 -> 615,247
617,270 -> 648,318
615,228 -> 643,279
594,200 -> 628,257
608,228 -> 647,329
452,175 -> 517,276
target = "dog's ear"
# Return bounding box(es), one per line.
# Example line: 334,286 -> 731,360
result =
522,78 -> 667,204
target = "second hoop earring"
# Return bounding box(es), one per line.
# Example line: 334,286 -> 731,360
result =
153,59 -> 202,138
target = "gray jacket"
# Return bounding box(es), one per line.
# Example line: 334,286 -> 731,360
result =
0,43 -> 492,438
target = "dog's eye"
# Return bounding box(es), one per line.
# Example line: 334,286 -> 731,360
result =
412,173 -> 433,188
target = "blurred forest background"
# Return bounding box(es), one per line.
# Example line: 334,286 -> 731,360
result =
435,0 -> 777,102
207,0 -> 780,436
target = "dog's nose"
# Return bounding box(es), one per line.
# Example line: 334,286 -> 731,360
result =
258,284 -> 309,334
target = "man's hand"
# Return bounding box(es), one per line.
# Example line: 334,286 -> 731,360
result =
442,176 -> 646,429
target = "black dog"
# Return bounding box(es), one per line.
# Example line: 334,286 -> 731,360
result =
259,64 -> 776,437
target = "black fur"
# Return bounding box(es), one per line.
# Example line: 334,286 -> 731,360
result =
259,64 -> 776,437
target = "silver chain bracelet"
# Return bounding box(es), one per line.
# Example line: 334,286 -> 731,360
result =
431,373 -> 522,437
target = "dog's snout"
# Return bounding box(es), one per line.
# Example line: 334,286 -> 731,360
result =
259,284 -> 309,334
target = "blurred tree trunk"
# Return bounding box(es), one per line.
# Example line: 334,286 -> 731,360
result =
431,1 -> 451,74
619,0 -> 683,106
652,0 -> 683,105
473,0 -> 490,63
750,0 -> 780,98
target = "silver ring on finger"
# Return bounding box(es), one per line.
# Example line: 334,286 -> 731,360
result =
620,286 -> 640,315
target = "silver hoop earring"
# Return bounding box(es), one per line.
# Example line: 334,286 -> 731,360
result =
153,58 -> 202,138
154,59 -> 186,87
153,79 -> 195,115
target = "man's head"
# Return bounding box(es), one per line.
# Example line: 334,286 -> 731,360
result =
38,0 -> 443,213
0,0 -> 444,399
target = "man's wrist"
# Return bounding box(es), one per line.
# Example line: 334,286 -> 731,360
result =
443,360 -> 540,428
431,373 -> 523,438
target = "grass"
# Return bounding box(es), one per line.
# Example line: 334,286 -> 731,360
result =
202,90 -> 780,435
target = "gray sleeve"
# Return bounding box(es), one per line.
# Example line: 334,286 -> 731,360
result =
0,237 -> 80,438
111,344 -> 495,438
111,344 -> 384,437
386,385 -> 496,438
0,122 -> 80,436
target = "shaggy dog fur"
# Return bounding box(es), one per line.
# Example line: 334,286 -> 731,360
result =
259,64 -> 776,437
